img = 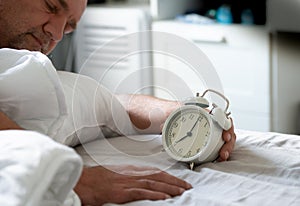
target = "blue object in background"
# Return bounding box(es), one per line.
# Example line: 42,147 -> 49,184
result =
176,13 -> 216,25
241,9 -> 254,25
216,4 -> 233,24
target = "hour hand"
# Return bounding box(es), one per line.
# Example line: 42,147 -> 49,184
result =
175,132 -> 192,144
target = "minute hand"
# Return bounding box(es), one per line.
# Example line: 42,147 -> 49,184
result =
189,117 -> 200,132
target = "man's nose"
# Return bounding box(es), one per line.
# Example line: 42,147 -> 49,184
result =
43,15 -> 66,42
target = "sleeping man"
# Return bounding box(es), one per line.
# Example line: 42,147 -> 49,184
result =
0,0 -> 236,205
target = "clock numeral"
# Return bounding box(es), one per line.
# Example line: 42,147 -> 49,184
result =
199,116 -> 204,121
178,148 -> 183,154
183,150 -> 193,158
173,122 -> 179,128
168,132 -> 176,139
189,114 -> 195,120
181,117 -> 186,122
186,150 -> 192,157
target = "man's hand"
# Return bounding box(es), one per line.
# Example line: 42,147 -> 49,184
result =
218,118 -> 236,161
0,111 -> 24,130
74,165 -> 192,206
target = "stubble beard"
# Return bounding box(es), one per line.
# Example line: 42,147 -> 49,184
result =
4,28 -> 50,54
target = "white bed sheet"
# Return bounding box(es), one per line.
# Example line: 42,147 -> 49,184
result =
76,129 -> 300,206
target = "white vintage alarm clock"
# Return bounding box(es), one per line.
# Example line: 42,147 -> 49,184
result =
162,89 -> 231,169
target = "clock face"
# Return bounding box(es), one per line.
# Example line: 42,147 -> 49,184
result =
163,106 -> 211,161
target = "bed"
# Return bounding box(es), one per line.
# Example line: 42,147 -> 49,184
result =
76,130 -> 300,206
0,48 -> 300,205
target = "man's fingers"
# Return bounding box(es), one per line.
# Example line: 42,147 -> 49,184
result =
223,131 -> 232,142
142,170 -> 193,190
219,118 -> 236,161
75,165 -> 192,206
116,165 -> 192,190
222,118 -> 235,142
134,179 -> 186,197
219,131 -> 236,161
115,173 -> 190,204
125,188 -> 171,202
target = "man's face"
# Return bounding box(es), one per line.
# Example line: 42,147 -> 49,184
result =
0,0 -> 87,54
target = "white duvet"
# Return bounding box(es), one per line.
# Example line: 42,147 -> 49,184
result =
0,130 -> 82,206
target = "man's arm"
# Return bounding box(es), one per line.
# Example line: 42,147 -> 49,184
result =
0,111 -> 23,130
117,94 -> 236,161
116,94 -> 181,133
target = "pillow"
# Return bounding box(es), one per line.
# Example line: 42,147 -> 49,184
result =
0,48 -> 67,137
0,48 -> 137,146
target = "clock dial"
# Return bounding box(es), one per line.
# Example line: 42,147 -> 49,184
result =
164,107 -> 211,160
